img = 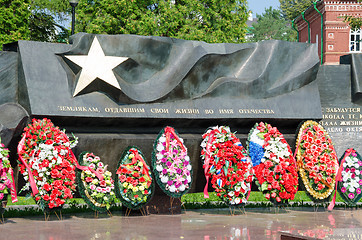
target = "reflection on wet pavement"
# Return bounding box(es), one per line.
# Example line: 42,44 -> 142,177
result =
1,208 -> 362,239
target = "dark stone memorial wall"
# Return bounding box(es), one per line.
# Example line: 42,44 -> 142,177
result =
317,56 -> 362,158
1,34 -> 360,212
10,33 -> 321,124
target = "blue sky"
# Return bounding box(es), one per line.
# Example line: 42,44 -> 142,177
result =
248,0 -> 280,17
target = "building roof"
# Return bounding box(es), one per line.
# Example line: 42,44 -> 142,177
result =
246,18 -> 258,28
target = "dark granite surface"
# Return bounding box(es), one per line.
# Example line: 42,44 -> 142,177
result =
11,34 -> 322,123
0,103 -> 29,147
317,65 -> 362,157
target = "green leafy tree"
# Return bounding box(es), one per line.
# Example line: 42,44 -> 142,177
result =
76,0 -> 248,43
0,0 -> 31,50
31,0 -> 70,17
29,0 -> 73,43
249,7 -> 296,42
1,0 -> 72,49
279,0 -> 314,21
343,0 -> 362,30
344,15 -> 362,30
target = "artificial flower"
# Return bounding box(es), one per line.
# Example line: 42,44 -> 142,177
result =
152,127 -> 192,198
116,147 -> 153,209
338,149 -> 362,205
248,122 -> 298,204
77,152 -> 115,211
296,121 -> 338,201
18,118 -> 77,210
0,140 -> 16,203
201,126 -> 252,205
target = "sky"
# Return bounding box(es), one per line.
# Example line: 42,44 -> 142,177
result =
248,0 -> 280,17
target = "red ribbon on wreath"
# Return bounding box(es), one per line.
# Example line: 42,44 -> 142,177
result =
117,148 -> 151,185
68,150 -> 104,181
61,133 -> 104,181
18,136 -> 38,196
165,127 -> 186,152
8,168 -> 17,203
328,148 -> 354,211
203,131 -> 215,199
18,133 -> 105,196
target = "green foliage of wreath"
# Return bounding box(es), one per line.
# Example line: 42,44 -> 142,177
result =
201,126 -> 252,206
295,120 -> 337,203
151,127 -> 193,199
114,146 -> 154,210
337,149 -> 362,206
76,151 -> 115,212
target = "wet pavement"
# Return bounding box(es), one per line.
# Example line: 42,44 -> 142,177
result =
1,208 -> 362,239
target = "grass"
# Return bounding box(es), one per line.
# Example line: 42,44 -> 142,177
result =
181,191 -> 359,209
1,191 -> 359,218
181,191 -> 347,203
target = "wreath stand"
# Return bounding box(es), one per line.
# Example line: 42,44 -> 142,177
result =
124,206 -> 149,217
94,210 -> 112,218
44,210 -> 62,221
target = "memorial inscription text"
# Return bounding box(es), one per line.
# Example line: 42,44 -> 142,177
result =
57,105 -> 276,117
321,107 -> 362,133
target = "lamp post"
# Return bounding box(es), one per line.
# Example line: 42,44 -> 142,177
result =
69,0 -> 79,35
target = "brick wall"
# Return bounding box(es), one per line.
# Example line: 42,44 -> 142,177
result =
295,0 -> 361,65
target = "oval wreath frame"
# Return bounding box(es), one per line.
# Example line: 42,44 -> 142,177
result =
337,149 -> 362,206
115,146 -> 155,210
77,151 -> 113,212
247,122 -> 298,205
296,120 -> 337,202
151,127 -> 193,199
201,126 -> 252,206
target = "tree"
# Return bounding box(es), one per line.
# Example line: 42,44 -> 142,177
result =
76,0 -> 248,43
343,0 -> 362,30
0,0 -> 72,50
0,0 -> 31,50
29,0 -> 73,43
248,7 -> 296,42
279,0 -> 314,21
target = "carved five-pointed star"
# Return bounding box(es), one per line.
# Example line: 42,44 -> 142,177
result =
65,37 -> 128,97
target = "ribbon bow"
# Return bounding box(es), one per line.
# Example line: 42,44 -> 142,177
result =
61,133 -> 104,181
165,127 -> 186,152
69,150 -> 104,181
328,148 -> 354,211
117,149 -> 151,182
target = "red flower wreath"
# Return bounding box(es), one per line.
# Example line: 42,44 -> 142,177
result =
18,118 -> 77,210
249,122 -> 298,204
201,126 -> 253,205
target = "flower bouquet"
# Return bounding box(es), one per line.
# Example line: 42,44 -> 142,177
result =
248,122 -> 298,204
18,118 -> 77,212
201,126 -> 253,206
77,152 -> 115,212
115,146 -> 154,210
335,149 -> 362,206
152,127 -> 192,198
0,140 -> 17,214
295,120 -> 338,202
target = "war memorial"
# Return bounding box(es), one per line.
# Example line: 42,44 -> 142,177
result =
0,33 -> 361,239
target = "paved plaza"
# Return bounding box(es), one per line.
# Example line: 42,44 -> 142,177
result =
1,208 -> 362,239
